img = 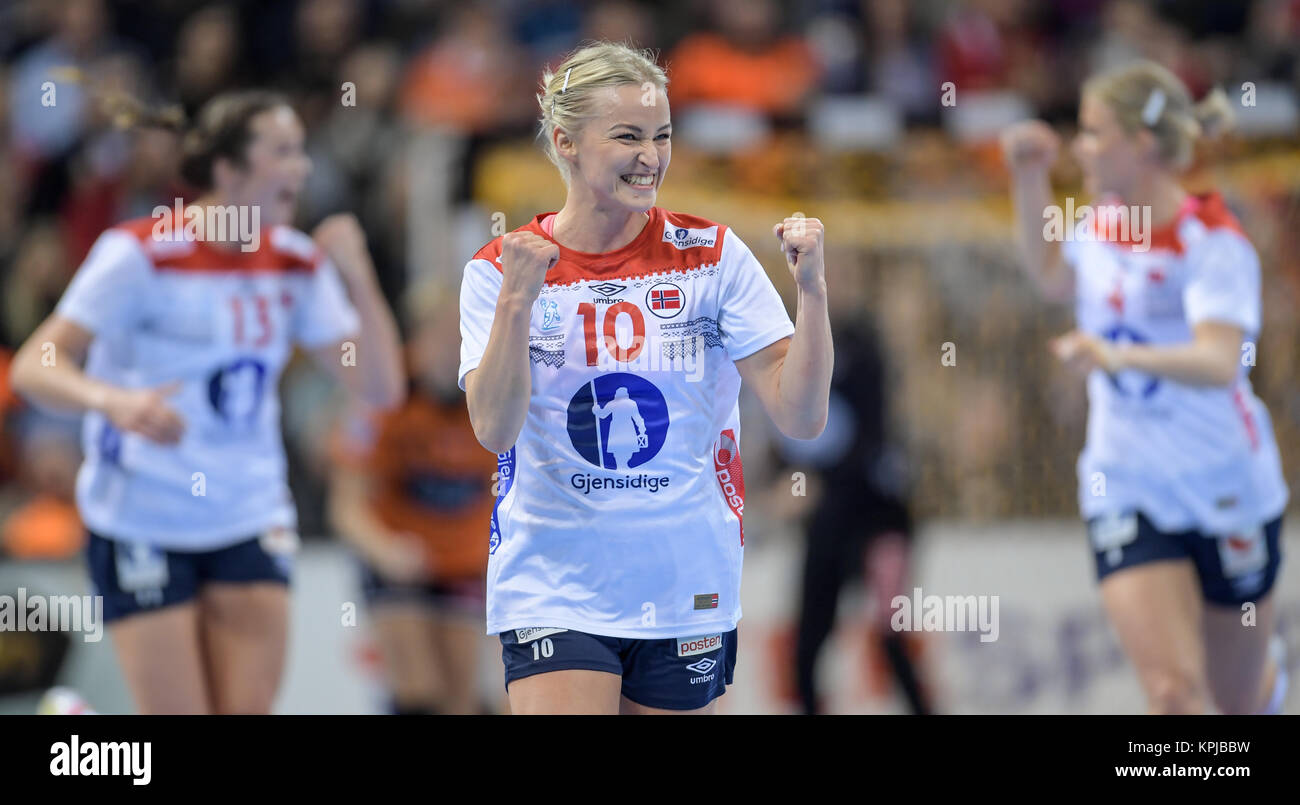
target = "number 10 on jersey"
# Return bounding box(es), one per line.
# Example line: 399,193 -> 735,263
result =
578,302 -> 645,365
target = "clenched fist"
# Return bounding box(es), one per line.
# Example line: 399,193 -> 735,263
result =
774,215 -> 826,292
1000,120 -> 1061,172
499,231 -> 560,304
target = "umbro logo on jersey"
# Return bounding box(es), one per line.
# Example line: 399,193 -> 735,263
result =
588,282 -> 627,298
662,222 -> 718,249
685,657 -> 716,674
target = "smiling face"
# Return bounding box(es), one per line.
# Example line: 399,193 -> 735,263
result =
556,83 -> 671,213
1072,92 -> 1151,201
213,106 -> 312,227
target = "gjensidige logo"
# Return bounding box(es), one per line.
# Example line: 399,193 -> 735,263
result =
662,222 -> 718,250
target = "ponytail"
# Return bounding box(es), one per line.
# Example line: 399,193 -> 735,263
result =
53,66 -> 186,131
1192,86 -> 1236,141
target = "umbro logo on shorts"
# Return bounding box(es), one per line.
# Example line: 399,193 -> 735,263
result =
685,657 -> 717,674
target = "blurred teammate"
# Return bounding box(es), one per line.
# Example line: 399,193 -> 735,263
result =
1003,61 -> 1288,714
8,90 -> 405,714
459,42 -> 833,714
330,283 -> 502,715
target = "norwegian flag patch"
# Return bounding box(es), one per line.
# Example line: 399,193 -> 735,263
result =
646,282 -> 685,318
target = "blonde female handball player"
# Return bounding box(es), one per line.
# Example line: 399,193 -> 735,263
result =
459,43 -> 833,715
1003,62 -> 1288,715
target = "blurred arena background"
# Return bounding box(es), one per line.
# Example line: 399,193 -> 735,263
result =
1,0 -> 1298,714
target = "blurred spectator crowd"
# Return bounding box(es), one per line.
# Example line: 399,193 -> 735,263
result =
2,0 -> 1299,558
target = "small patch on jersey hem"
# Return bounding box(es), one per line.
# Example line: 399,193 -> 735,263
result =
693,593 -> 719,610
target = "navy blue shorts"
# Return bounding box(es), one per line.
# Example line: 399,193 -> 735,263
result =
1088,511 -> 1284,605
499,627 -> 739,711
357,560 -> 485,617
87,529 -> 293,623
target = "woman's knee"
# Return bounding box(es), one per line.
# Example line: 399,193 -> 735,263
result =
201,583 -> 289,713
1143,667 -> 1209,714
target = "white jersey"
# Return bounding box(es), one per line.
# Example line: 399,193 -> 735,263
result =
56,215 -> 360,550
459,208 -> 795,638
1064,192 -> 1288,535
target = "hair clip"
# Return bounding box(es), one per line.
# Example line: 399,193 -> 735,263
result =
1141,88 -> 1166,127
551,67 -> 573,117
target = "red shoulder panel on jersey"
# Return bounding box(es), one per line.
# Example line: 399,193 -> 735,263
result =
111,214 -> 319,274
1094,191 -> 1247,255
471,236 -> 505,273
1187,191 -> 1245,237
495,207 -> 728,286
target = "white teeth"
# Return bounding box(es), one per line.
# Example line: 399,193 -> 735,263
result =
622,175 -> 654,186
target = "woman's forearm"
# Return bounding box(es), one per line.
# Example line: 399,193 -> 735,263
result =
775,279 -> 834,439
9,326 -> 114,415
341,271 -> 406,409
466,294 -> 533,454
1010,167 -> 1069,299
1114,340 -> 1240,387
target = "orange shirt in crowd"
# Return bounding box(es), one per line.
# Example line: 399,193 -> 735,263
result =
399,41 -> 519,133
342,392 -> 498,581
0,348 -> 84,559
2,496 -> 84,559
667,33 -> 821,115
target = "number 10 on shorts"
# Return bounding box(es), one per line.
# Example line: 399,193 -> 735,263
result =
531,638 -> 554,660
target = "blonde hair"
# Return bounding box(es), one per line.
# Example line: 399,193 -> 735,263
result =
536,41 -> 669,183
1083,60 -> 1235,170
